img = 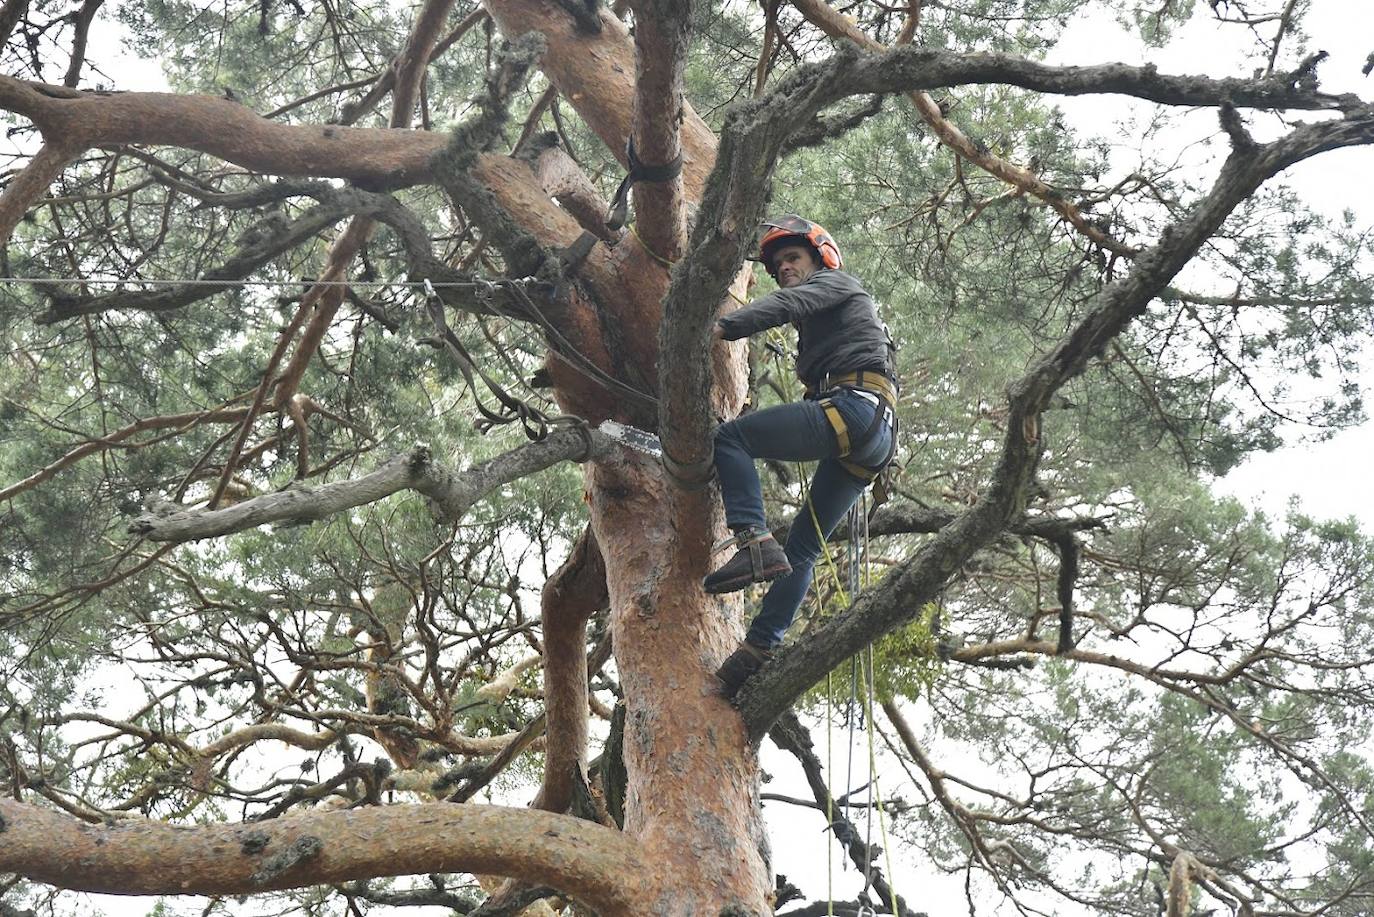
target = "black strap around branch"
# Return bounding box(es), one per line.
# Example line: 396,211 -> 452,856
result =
659,444 -> 715,492
605,136 -> 684,232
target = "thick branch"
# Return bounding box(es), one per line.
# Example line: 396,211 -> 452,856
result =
626,0 -> 690,261
484,0 -> 716,199
658,37 -> 1368,402
837,45 -> 1364,112
0,142 -> 81,246
657,45 -> 870,470
531,143 -> 616,241
0,76 -> 444,185
538,525 -> 608,812
780,94 -> 886,156
0,799 -> 644,911
130,432 -> 608,543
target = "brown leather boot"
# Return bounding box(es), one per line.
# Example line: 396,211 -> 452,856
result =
715,642 -> 774,698
703,527 -> 791,594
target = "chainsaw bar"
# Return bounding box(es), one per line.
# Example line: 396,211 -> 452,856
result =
598,420 -> 662,458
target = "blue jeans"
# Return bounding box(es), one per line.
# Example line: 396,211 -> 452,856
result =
712,390 -> 893,650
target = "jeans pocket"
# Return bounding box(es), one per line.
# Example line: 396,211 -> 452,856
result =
833,392 -> 891,469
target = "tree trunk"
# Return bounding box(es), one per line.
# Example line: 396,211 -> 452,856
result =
476,2 -> 771,908
588,454 -> 772,914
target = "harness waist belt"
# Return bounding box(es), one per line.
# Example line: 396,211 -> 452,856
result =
805,370 -> 897,407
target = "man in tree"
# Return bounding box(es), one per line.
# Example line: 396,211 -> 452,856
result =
707,215 -> 897,695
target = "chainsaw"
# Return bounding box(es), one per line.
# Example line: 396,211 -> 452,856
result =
598,420 -> 663,458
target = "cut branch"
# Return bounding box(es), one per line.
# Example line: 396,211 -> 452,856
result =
532,143 -> 616,241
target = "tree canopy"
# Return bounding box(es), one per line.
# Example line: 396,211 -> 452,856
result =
1,0 -> 1373,915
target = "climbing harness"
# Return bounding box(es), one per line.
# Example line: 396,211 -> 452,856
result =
806,371 -> 899,484
757,320 -> 904,912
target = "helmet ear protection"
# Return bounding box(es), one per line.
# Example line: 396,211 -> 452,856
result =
758,215 -> 843,277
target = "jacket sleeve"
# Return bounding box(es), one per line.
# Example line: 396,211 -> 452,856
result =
715,270 -> 858,341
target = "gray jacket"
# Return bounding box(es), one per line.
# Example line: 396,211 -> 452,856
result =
716,269 -> 892,390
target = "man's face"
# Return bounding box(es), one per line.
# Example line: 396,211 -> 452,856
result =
770,244 -> 820,288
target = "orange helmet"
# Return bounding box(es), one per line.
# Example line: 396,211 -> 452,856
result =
758,214 -> 842,277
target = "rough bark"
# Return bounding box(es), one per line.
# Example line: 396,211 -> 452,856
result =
627,0 -> 691,264
483,0 -> 717,199
532,145 -> 617,241
587,448 -> 772,914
